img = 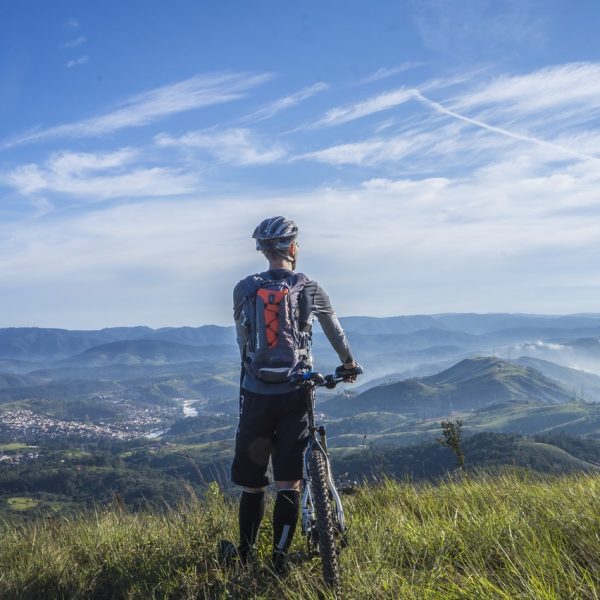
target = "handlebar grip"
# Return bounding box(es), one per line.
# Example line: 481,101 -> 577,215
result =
335,363 -> 364,377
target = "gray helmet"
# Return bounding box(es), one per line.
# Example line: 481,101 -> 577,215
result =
252,216 -> 298,252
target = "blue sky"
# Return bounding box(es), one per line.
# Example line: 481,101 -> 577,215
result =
1,1 -> 600,328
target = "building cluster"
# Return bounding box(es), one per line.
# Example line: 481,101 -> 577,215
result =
0,410 -> 131,441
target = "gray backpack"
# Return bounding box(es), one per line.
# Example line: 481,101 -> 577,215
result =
241,272 -> 310,383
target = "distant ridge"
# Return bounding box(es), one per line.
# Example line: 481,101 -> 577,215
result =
339,313 -> 600,335
0,325 -> 235,361
2,315 -> 600,382
516,356 -> 600,400
58,339 -> 237,367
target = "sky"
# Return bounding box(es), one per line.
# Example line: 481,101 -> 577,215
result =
1,0 -> 600,328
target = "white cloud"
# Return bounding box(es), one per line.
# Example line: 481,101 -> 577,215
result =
66,55 -> 89,68
244,82 -> 329,122
452,62 -> 600,128
1,72 -> 272,148
300,138 -> 411,166
300,62 -> 600,169
311,88 -> 416,127
61,36 -> 87,49
516,341 -> 567,352
3,61 -> 600,326
310,65 -> 485,129
413,91 -> 600,164
46,149 -> 139,173
299,123 -> 484,167
2,147 -> 600,327
155,128 -> 287,165
3,149 -> 198,200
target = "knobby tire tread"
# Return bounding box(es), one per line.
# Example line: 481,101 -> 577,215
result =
309,446 -> 341,594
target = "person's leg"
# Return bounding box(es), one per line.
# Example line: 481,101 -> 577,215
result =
238,486 -> 266,560
271,388 -> 309,572
231,390 -> 274,561
272,480 -> 301,570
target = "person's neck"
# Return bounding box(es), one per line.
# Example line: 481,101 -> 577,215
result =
268,259 -> 294,271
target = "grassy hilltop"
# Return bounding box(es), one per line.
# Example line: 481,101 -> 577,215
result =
1,472 -> 600,599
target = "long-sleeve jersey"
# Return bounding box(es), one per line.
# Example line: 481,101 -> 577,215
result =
233,268 -> 354,395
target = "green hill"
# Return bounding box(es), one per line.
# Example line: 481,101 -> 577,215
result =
325,357 -> 571,417
324,401 -> 600,449
0,373 -> 49,390
1,472 -> 600,598
332,431 -> 600,480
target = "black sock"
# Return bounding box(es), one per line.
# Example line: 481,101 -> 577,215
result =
238,490 -> 265,559
272,489 -> 300,556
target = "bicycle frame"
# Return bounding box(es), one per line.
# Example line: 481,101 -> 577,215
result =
301,386 -> 346,546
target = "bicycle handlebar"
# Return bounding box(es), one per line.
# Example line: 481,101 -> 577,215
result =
291,364 -> 364,390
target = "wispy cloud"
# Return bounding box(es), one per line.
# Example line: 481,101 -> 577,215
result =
2,149 -> 198,200
414,91 -> 600,163
301,61 -> 600,169
359,62 -> 423,84
311,87 -> 415,127
306,68 -> 490,130
66,55 -> 89,68
243,82 -> 329,122
1,72 -> 272,149
61,35 -> 87,49
452,62 -> 600,125
155,128 -> 287,165
300,138 -> 411,166
64,18 -> 80,30
411,0 -> 547,58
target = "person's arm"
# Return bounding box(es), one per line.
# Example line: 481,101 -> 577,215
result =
309,283 -> 355,368
233,281 -> 248,361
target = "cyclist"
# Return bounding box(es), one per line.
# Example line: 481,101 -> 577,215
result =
224,216 -> 359,574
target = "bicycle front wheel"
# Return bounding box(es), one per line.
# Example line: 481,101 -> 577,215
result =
308,445 -> 341,593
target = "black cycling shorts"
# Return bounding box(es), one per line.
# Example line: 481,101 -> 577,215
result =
231,387 -> 309,488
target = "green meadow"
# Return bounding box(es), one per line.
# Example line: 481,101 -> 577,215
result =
1,471 -> 599,599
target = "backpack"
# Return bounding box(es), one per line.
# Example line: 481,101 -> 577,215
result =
241,272 -> 311,383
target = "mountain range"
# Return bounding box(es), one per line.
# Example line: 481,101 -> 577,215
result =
2,314 -> 600,441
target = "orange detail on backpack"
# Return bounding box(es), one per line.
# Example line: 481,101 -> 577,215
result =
257,288 -> 288,348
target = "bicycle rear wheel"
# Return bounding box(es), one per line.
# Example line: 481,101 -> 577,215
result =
308,445 -> 341,593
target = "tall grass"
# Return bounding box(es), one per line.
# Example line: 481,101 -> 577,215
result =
1,471 -> 600,599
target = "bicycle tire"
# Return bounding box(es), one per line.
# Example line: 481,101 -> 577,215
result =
308,444 -> 341,593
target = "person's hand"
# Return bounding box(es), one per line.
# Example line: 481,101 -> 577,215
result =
337,361 -> 360,383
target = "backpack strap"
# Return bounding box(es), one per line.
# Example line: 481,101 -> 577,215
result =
286,272 -> 311,359
240,274 -> 262,365
288,272 -> 310,292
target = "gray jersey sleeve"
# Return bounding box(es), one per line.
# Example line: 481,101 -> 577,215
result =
304,281 -> 354,364
233,281 -> 247,360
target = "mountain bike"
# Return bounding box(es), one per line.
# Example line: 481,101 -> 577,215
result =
291,365 -> 363,593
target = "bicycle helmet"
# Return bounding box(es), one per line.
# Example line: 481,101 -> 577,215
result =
252,216 -> 298,252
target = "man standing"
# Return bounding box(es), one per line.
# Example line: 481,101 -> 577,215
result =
223,216 -> 360,574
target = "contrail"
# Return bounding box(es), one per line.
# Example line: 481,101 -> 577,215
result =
413,90 -> 600,163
